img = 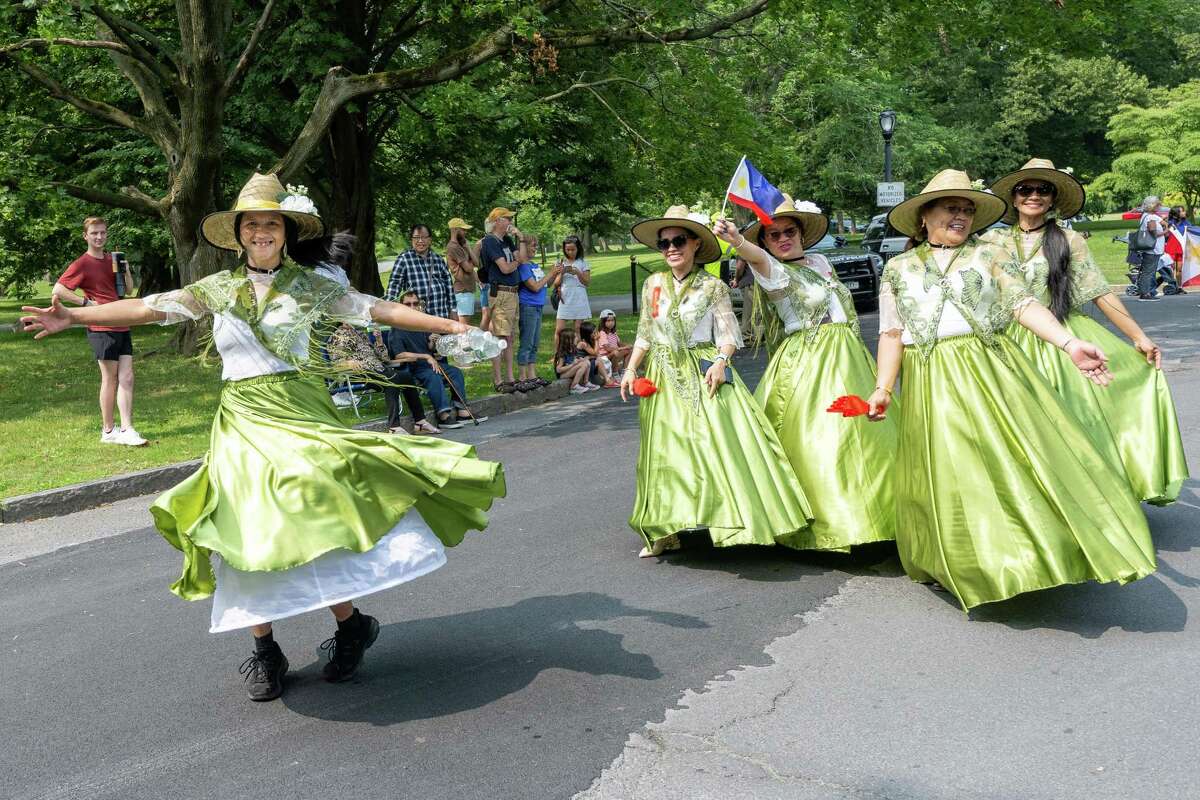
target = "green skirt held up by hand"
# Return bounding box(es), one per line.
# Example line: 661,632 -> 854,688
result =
628,345 -> 813,549
1007,313 -> 1187,505
895,334 -> 1155,611
151,373 -> 505,600
755,322 -> 899,550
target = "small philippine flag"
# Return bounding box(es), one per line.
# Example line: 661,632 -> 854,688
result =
725,157 -> 784,225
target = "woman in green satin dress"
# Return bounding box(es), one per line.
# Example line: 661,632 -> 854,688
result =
710,197 -> 899,551
620,205 -> 812,558
21,173 -> 505,702
866,169 -> 1156,611
981,158 -> 1188,505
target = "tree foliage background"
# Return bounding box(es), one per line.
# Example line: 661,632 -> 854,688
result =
1,0 -> 1197,299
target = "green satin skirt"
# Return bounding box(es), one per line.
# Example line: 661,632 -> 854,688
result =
895,334 -> 1156,610
628,346 -> 813,549
1007,314 -> 1187,505
151,373 -> 505,600
755,323 -> 898,550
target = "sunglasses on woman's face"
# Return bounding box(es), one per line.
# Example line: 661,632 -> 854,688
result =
766,226 -> 800,242
1014,183 -> 1055,198
656,234 -> 691,252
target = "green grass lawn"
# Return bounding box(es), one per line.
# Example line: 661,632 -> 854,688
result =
1075,220 -> 1137,284
0,296 -> 638,497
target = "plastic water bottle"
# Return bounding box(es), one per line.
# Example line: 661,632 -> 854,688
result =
435,329 -> 506,367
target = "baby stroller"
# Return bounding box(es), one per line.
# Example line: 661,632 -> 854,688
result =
1116,233 -> 1183,296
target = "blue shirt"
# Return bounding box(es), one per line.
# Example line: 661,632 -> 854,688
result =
389,328 -> 434,358
517,262 -> 547,306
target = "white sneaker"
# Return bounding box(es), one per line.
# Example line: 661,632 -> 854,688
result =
117,427 -> 148,446
570,385 -> 589,395
100,428 -> 122,444
585,383 -> 602,392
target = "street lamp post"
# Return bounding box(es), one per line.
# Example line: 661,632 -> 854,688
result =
879,110 -> 897,183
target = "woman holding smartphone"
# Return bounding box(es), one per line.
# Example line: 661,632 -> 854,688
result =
553,234 -> 592,342
621,205 -> 811,558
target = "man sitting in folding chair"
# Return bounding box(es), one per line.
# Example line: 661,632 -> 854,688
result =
326,322 -> 439,435
388,291 -> 489,429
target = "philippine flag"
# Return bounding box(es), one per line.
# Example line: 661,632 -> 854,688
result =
724,156 -> 784,226
1180,226 -> 1200,288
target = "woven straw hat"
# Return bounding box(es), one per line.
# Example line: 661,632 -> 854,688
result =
742,194 -> 829,250
988,158 -> 1085,224
631,205 -> 723,264
200,172 -> 324,252
886,169 -> 1007,239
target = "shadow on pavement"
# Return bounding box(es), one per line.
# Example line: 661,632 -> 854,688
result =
280,592 -> 706,725
651,536 -> 905,584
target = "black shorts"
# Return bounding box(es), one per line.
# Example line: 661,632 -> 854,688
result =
87,330 -> 133,361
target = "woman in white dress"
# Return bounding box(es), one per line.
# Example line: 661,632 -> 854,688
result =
20,173 -> 505,702
554,234 -> 593,341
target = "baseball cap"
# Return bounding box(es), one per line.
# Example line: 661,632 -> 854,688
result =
448,217 -> 472,231
486,207 -> 516,222
599,308 -> 616,319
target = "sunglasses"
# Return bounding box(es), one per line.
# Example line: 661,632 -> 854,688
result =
1013,183 -> 1056,198
656,234 -> 692,252
766,225 -> 800,242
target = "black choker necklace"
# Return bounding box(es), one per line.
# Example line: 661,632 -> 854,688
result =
1019,221 -> 1049,233
246,264 -> 279,275
927,242 -> 957,249
672,270 -> 692,282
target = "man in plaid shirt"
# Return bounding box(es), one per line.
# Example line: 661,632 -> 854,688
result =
385,223 -> 455,320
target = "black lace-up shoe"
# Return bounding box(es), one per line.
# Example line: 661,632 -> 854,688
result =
239,646 -> 289,701
320,613 -> 380,682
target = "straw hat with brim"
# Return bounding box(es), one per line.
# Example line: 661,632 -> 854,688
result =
988,158 -> 1085,224
631,205 -> 723,265
742,194 -> 829,250
886,169 -> 1007,239
201,172 -> 324,252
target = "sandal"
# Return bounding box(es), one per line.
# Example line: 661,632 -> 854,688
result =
494,381 -> 517,394
534,377 -> 551,387
638,533 -> 682,558
412,419 -> 442,435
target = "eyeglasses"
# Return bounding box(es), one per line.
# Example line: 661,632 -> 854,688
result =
411,235 -> 431,241
940,204 -> 976,217
1013,183 -> 1056,198
766,226 -> 800,242
401,301 -> 421,308
656,234 -> 691,251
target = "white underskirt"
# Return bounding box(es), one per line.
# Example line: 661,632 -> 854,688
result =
209,509 -> 447,633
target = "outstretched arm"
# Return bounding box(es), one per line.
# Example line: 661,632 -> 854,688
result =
1014,301 -> 1112,385
21,296 -> 164,338
370,299 -> 468,335
1094,292 -> 1161,368
712,219 -> 772,277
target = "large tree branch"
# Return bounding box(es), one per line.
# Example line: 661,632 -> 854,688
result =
223,0 -> 278,98
1,54 -> 155,139
51,181 -> 166,217
537,75 -> 652,102
0,38 -> 130,56
276,0 -> 765,179
88,5 -> 179,89
86,6 -> 181,70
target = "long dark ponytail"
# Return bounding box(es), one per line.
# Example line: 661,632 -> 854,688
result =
1042,221 -> 1071,321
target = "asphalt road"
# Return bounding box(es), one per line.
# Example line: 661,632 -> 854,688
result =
2,302 -> 1197,800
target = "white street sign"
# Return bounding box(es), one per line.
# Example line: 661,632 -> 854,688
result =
877,181 -> 905,207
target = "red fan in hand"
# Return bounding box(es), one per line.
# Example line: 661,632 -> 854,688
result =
826,394 -> 870,417
633,377 -> 659,397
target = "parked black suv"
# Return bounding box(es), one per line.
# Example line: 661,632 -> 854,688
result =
807,233 -> 884,310
861,214 -> 909,263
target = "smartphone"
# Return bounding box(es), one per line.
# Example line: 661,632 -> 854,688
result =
112,252 -> 128,297
698,359 -> 734,384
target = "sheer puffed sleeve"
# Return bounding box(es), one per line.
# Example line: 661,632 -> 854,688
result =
325,289 -> 382,327
751,255 -> 792,291
141,289 -> 210,325
877,265 -> 904,336
1066,229 -> 1111,308
634,274 -> 656,350
986,250 -> 1036,320
710,280 -> 745,350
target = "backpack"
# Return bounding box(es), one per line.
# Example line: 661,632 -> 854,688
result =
472,238 -> 489,284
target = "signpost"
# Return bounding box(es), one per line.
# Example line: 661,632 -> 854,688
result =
876,181 -> 905,208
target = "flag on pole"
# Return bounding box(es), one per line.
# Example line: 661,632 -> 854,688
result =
1180,225 -> 1200,288
724,156 -> 784,225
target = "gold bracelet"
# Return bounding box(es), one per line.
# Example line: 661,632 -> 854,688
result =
875,385 -> 893,396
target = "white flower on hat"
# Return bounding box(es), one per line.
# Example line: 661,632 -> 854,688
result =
279,183 -> 319,216
970,178 -> 986,191
1063,167 -> 1074,175
794,201 -> 822,213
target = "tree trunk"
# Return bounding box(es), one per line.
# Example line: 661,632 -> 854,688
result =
324,102 -> 383,295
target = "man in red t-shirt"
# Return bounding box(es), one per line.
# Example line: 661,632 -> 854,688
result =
54,216 -> 146,446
